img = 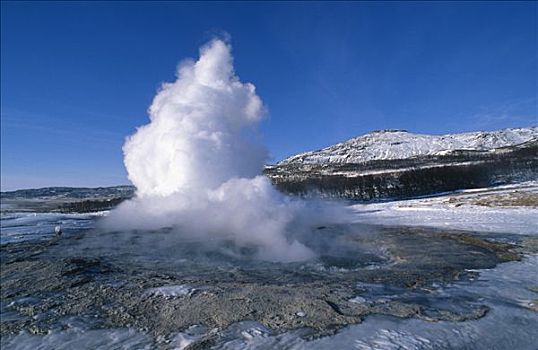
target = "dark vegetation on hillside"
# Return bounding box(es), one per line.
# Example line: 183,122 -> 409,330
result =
265,141 -> 538,200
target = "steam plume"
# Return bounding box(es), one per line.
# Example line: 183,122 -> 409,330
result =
105,39 -> 318,262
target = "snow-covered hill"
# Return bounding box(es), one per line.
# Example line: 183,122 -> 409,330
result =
279,127 -> 538,165
267,126 -> 538,200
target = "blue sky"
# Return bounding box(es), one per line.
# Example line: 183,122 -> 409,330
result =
1,1 -> 536,190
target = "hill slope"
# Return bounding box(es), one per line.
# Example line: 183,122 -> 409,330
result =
266,127 -> 538,200
279,127 -> 538,165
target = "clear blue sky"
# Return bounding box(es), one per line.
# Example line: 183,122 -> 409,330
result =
1,1 -> 536,190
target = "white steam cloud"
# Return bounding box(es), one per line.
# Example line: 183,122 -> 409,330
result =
124,39 -> 266,197
105,39 -> 339,262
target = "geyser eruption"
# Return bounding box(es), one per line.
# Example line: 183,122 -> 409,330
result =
124,39 -> 266,197
106,39 -> 317,261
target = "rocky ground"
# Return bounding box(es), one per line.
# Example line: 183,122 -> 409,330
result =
1,220 -> 534,348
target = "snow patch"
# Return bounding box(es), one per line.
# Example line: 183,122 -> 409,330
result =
349,184 -> 538,235
144,285 -> 196,298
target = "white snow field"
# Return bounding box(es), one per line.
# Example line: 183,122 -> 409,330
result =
349,182 -> 538,235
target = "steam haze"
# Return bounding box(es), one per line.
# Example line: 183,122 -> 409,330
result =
104,39 -> 341,262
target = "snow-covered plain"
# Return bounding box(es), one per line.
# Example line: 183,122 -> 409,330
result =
280,127 -> 538,165
349,182 -> 538,235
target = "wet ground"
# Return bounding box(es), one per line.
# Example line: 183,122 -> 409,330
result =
2,183 -> 538,349
1,218 -> 536,349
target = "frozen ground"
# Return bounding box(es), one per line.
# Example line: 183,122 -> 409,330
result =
1,182 -> 537,349
207,255 -> 538,350
350,182 -> 538,235
2,256 -> 536,350
0,212 -> 104,244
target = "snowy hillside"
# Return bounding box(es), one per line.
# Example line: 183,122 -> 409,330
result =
279,127 -> 538,165
266,126 -> 538,200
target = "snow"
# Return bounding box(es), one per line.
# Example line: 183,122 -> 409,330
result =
328,160 -> 486,177
212,256 -> 538,349
1,328 -> 152,350
349,184 -> 538,235
170,325 -> 209,350
1,181 -> 536,349
0,212 -> 104,244
143,285 -> 196,298
351,203 -> 537,235
279,127 -> 538,165
3,258 -> 537,349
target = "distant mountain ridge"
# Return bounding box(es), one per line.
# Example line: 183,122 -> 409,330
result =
266,127 -> 538,200
2,127 -> 537,204
278,127 -> 538,166
1,185 -> 135,200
